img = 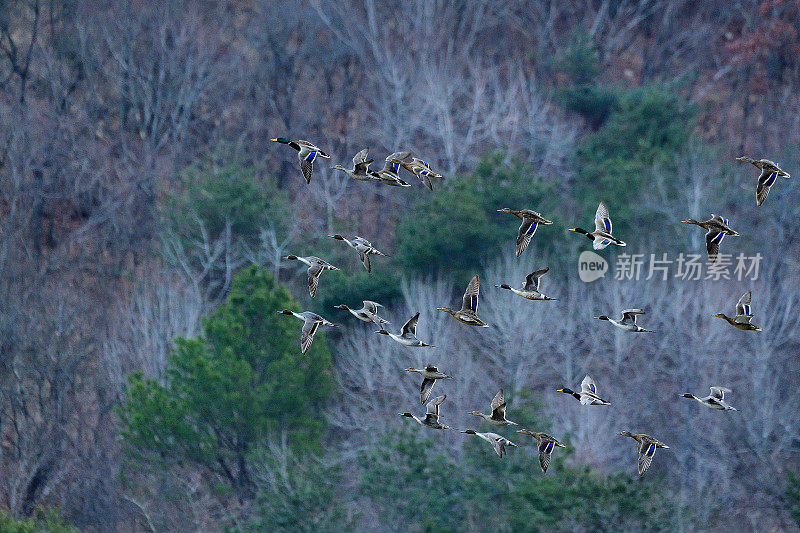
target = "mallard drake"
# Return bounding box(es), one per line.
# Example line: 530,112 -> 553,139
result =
284,255 -> 339,298
681,214 -> 739,262
497,208 -> 554,257
496,267 -> 557,301
332,148 -> 374,181
568,202 -> 626,249
516,430 -> 566,473
470,389 -> 518,426
462,430 -> 518,458
277,310 -> 337,354
328,234 -> 388,273
368,159 -> 411,187
376,312 -> 435,347
271,138 -> 330,184
713,290 -> 761,331
594,308 -> 653,332
385,151 -> 444,190
617,431 -> 669,476
736,156 -> 791,206
399,394 -> 452,430
405,365 -> 453,404
557,375 -> 610,405
334,300 -> 389,325
681,387 -> 738,411
437,275 -> 489,327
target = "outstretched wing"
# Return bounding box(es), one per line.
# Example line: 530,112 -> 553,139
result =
638,441 -> 657,475
705,230 -> 725,263
709,386 -> 731,400
736,290 -> 752,317
595,202 -> 612,233
425,394 -> 446,423
357,250 -> 371,273
300,320 -> 319,355
401,313 -> 420,336
538,439 -> 556,473
515,219 -> 538,257
420,378 -> 435,405
524,267 -> 549,291
461,275 -> 480,313
353,147 -> 369,165
362,300 -> 381,314
756,168 -> 778,206
298,150 -> 316,184
307,264 -> 323,298
580,375 -> 597,395
620,308 -> 644,325
490,389 -> 506,419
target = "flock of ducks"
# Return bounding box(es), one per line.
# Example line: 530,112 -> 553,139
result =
272,137 -> 790,476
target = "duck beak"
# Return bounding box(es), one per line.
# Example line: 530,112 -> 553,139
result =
270,138 -> 279,142
567,228 -> 577,232
556,388 -> 564,392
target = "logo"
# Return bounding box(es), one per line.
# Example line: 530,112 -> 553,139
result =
578,251 -> 608,283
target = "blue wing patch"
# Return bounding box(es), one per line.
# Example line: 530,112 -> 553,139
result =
589,384 -> 596,393
470,295 -> 477,311
711,232 -> 725,243
601,239 -> 610,246
305,151 -> 317,162
392,162 -> 400,173
646,443 -> 656,456
604,219 -> 611,231
722,217 -> 729,225
765,173 -> 777,186
545,441 -> 554,453
744,304 -> 751,315
526,222 -> 538,236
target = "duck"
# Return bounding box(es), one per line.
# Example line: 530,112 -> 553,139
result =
469,389 -> 518,426
437,275 -> 489,327
568,202 -> 626,249
593,308 -> 653,332
277,310 -> 337,354
713,290 -> 761,331
681,214 -> 739,262
334,300 -> 389,325
496,266 -> 557,301
283,255 -> 339,298
328,234 -> 388,273
404,365 -> 453,404
516,430 -> 566,473
557,374 -> 610,405
497,208 -> 554,257
368,158 -> 411,187
681,386 -> 738,411
399,395 -> 452,430
376,312 -> 435,347
462,430 -> 518,458
332,148 -> 374,181
385,151 -> 444,190
736,156 -> 791,206
270,137 -> 330,184
617,431 -> 669,476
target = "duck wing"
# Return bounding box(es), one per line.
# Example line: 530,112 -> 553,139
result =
490,389 -> 507,420
401,313 -> 420,337
307,264 -> 324,298
620,308 -> 644,325
595,201 -> 612,233
524,267 -> 549,291
424,395 -> 446,424
736,291 -> 752,317
461,275 -> 480,313
362,300 -> 381,314
420,378 -> 436,405
538,439 -> 556,473
709,386 -> 731,400
357,250 -> 371,273
637,440 -> 658,475
300,319 -> 320,355
515,218 -> 539,257
580,374 -> 598,395
756,168 -> 778,206
705,230 -> 725,262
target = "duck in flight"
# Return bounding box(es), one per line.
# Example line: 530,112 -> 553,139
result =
437,275 -> 489,327
557,375 -> 610,405
271,138 -> 330,184
405,365 -> 453,404
617,432 -> 669,476
334,300 -> 389,325
681,386 -> 738,411
328,234 -> 388,273
516,430 -> 566,473
385,151 -> 444,190
376,312 -> 435,347
594,308 -> 653,332
469,389 -> 518,426
462,430 -> 518,458
332,148 -> 374,181
736,156 -> 791,206
400,395 -> 452,430
568,202 -> 626,249
283,255 -> 339,298
496,266 -> 557,301
681,214 -> 739,263
497,208 -> 553,257
277,310 -> 337,354
712,290 -> 761,331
